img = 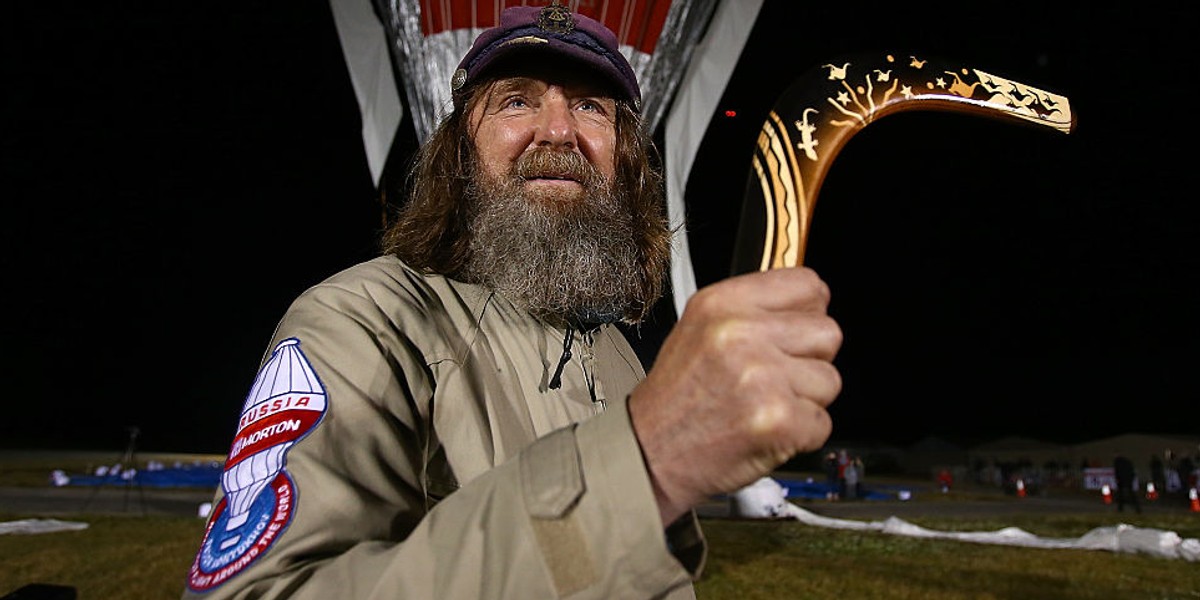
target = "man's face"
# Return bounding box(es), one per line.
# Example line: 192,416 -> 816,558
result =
457,71 -> 659,324
469,74 -> 618,200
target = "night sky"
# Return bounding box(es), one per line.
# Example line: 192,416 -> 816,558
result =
4,2 -> 1196,455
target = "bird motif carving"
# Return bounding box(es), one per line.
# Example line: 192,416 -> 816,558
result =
823,62 -> 850,80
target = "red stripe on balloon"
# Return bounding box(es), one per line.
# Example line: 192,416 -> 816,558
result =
419,0 -> 670,54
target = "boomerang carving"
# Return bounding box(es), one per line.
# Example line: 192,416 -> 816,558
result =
730,52 -> 1076,273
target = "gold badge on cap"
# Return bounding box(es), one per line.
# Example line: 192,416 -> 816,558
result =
537,1 -> 575,35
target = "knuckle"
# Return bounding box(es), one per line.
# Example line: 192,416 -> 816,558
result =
818,360 -> 843,399
812,316 -> 843,356
796,268 -> 831,306
744,394 -> 792,436
824,317 -> 843,345
686,286 -> 724,315
797,407 -> 832,451
708,317 -> 754,355
735,363 -> 767,390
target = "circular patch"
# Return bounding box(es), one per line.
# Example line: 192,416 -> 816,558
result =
187,472 -> 296,592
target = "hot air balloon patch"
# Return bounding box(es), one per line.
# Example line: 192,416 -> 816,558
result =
188,338 -> 328,591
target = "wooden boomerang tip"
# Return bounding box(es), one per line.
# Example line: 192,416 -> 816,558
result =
732,51 -> 1075,273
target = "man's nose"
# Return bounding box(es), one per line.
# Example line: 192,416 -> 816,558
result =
533,97 -> 578,150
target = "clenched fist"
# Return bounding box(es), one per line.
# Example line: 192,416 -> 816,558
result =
629,267 -> 843,524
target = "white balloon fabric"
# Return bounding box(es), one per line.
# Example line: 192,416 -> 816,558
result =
330,0 -> 764,319
731,477 -> 1200,562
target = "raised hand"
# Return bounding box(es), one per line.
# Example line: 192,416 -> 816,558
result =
629,267 -> 843,524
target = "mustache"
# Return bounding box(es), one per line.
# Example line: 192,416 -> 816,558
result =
512,149 -> 606,188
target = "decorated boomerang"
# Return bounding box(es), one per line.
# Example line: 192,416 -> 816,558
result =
729,52 -> 1076,274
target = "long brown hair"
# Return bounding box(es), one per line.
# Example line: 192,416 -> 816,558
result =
379,87 -> 481,275
381,81 -> 671,322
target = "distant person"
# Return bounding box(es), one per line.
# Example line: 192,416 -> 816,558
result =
852,455 -> 865,499
1165,450 -> 1183,493
836,449 -> 851,500
937,468 -> 954,493
1149,452 -> 1166,495
1179,455 -> 1197,491
823,451 -> 840,501
1112,455 -> 1141,514
843,455 -> 859,500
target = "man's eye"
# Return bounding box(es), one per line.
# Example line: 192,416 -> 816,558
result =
577,100 -> 601,112
501,97 -> 528,109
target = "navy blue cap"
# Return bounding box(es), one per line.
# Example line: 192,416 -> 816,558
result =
450,4 -> 641,111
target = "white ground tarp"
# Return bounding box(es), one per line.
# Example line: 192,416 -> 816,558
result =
733,477 -> 1200,562
0,519 -> 89,535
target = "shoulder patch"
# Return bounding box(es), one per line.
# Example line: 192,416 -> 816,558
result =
187,338 -> 328,592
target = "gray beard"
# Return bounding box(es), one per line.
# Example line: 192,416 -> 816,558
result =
461,150 -> 649,325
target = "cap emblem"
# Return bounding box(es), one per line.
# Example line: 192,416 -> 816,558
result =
537,2 -> 575,35
451,68 -> 467,92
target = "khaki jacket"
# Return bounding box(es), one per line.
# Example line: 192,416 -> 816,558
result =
183,256 -> 706,599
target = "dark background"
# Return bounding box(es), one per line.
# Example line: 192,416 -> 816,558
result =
4,2 -> 1196,455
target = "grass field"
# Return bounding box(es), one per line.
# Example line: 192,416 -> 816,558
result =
696,514 -> 1200,599
1,513 -> 206,599
1,510 -> 1197,599
2,452 -> 1198,599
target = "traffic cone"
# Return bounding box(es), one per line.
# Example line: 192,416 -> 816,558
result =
1015,478 -> 1026,498
1189,488 -> 1199,513
1101,484 -> 1113,504
1145,482 -> 1159,501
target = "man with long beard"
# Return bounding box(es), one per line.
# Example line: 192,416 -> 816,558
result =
184,5 -> 842,599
